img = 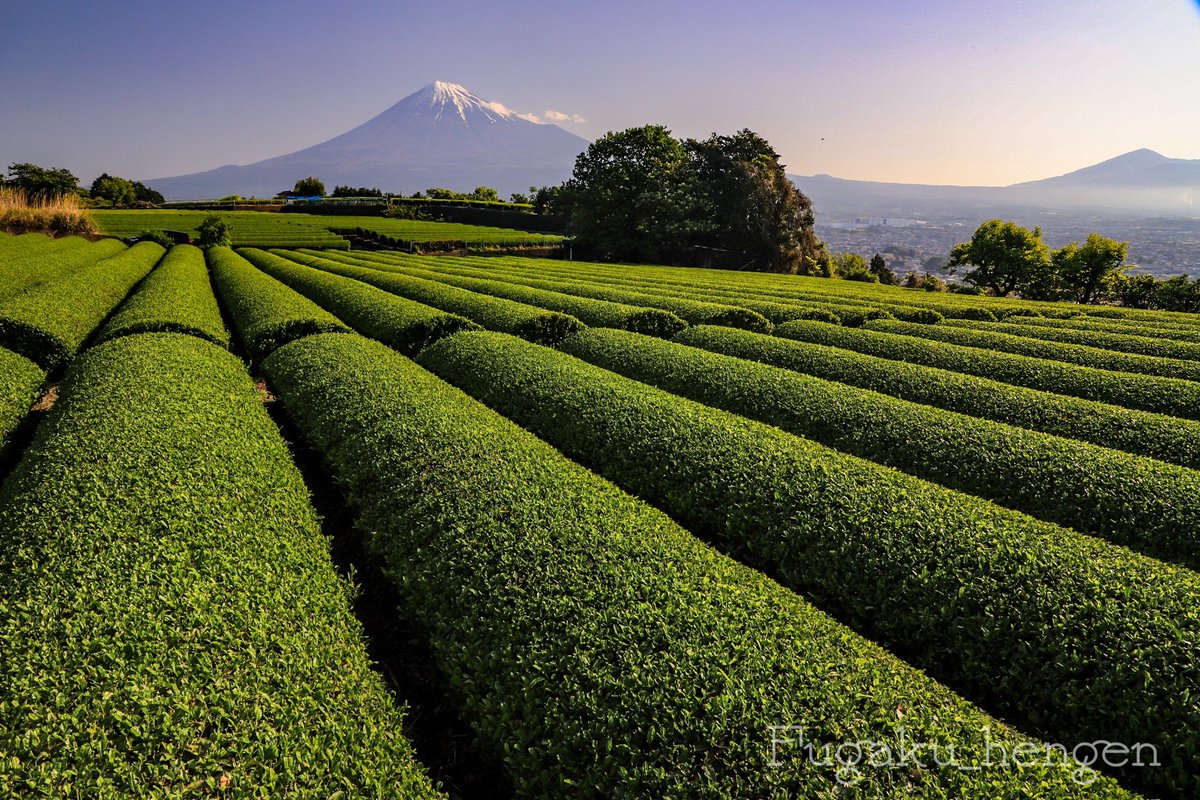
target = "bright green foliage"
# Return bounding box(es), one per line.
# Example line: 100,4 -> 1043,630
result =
418,330 -> 1199,799
303,255 -> 687,338
0,333 -> 441,798
0,235 -> 125,301
948,317 -> 1200,362
677,324 -> 1200,469
4,162 -> 80,197
279,250 -> 584,345
776,319 -> 1200,419
867,318 -> 1200,383
0,241 -> 164,370
241,248 -> 479,355
206,246 -> 350,360
96,244 -> 229,348
1013,313 -> 1200,344
0,347 -> 44,454
293,176 -> 326,196
1054,233 -> 1129,304
564,327 -> 1200,567
948,219 -> 1054,297
263,332 -> 1132,799
195,214 -> 232,247
315,249 -> 773,333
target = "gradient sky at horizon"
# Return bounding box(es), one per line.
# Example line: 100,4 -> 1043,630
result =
1,0 -> 1198,188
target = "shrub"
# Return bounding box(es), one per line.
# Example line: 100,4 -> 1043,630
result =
564,327 -> 1200,568
317,250 -> 773,333
867,318 -> 1200,383
196,214 -> 232,247
134,229 -> 176,248
0,187 -> 97,237
205,246 -> 350,360
418,329 -> 1200,799
775,319 -> 1200,419
0,347 -> 44,455
96,244 -> 229,348
0,333 -> 440,797
0,235 -> 124,301
264,331 -> 1130,798
279,250 -> 584,345
240,248 -> 478,355
0,241 -> 164,370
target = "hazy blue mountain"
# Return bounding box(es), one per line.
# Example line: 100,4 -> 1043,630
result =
792,149 -> 1200,219
147,82 -> 589,200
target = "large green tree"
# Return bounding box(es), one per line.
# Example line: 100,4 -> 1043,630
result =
564,125 -> 822,271
1053,233 -> 1129,304
5,162 -> 80,198
948,219 -> 1053,297
91,173 -> 136,207
292,176 -> 325,197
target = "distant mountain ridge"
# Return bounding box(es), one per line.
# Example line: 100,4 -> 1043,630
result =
147,81 -> 589,200
792,149 -> 1200,218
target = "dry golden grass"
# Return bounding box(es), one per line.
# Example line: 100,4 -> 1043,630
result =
0,187 -> 97,237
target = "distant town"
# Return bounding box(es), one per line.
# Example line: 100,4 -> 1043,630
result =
816,210 -> 1200,280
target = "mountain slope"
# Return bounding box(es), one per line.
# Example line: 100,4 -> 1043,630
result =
148,82 -> 589,200
792,149 -> 1200,218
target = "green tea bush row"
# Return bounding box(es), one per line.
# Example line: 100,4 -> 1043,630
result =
867,318 -> 1200,382
239,248 -> 479,355
564,327 -> 1200,568
1009,314 -> 1200,344
262,331 -> 1131,799
353,260 -> 687,338
947,318 -> 1200,361
0,347 -> 44,455
96,244 -> 229,348
206,246 -> 351,360
418,330 -> 1199,798
676,324 -> 1200,469
0,241 -> 164,370
776,319 -> 1200,419
0,236 -> 126,301
0,332 -> 440,797
324,250 -> 773,333
280,250 -> 583,345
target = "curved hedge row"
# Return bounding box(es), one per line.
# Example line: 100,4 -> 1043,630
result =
262,332 -> 1130,799
0,241 -> 164,370
206,246 -> 351,360
340,258 -> 687,338
282,250 -> 584,345
321,250 -> 773,333
867,318 -> 1200,382
948,318 -> 1200,361
0,347 -> 44,454
676,324 -> 1200,469
96,244 -> 229,348
240,248 -> 479,355
0,333 -> 440,797
1011,314 -> 1200,344
0,236 -> 125,301
563,327 -> 1200,568
419,330 -> 1200,799
775,319 -> 1200,419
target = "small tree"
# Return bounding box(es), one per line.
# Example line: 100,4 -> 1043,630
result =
6,162 -> 80,198
91,173 -> 136,207
869,253 -> 898,285
833,252 -> 877,282
196,214 -> 232,247
293,176 -> 325,197
948,219 -> 1053,297
1053,233 -> 1129,304
469,186 -> 500,202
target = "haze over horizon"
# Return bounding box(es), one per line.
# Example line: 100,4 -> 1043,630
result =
2,0 -> 1198,190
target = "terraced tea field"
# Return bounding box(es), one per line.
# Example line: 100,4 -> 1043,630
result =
93,209 -> 565,251
0,229 -> 1197,798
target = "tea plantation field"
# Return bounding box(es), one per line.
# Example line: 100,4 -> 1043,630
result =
0,229 -> 1196,798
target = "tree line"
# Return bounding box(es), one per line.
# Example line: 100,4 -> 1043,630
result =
2,162 -> 163,207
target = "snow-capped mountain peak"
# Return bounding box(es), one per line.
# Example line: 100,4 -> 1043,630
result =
409,80 -> 516,124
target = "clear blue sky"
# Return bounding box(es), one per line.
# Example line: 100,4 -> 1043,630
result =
2,0 -> 1198,187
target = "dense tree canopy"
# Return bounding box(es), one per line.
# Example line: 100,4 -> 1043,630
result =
91,173 -> 136,207
563,125 -> 824,272
948,220 -> 1053,297
1054,233 -> 1129,304
292,177 -> 326,197
4,163 -> 80,198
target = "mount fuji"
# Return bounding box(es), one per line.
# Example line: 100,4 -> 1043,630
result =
147,82 -> 589,200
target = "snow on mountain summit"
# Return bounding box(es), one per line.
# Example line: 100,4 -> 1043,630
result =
407,80 -> 521,125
